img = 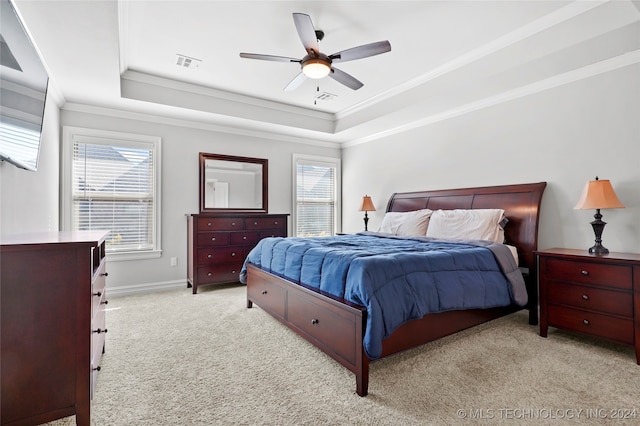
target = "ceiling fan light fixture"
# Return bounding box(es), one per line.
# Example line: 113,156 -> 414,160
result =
302,59 -> 331,79
239,13 -> 391,91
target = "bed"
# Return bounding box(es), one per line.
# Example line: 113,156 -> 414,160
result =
243,182 -> 546,396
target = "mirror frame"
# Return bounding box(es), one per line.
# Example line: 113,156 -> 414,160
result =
199,152 -> 268,214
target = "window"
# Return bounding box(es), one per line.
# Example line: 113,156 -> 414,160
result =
62,127 -> 161,260
292,154 -> 341,237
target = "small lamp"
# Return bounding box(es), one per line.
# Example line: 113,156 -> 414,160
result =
574,176 -> 625,254
359,195 -> 376,231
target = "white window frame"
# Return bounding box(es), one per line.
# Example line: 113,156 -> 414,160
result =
61,126 -> 162,261
292,153 -> 341,237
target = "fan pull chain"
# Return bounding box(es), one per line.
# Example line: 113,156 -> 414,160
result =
314,85 -> 319,105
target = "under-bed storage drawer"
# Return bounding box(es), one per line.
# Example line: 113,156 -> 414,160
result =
247,274 -> 286,319
246,264 -> 367,389
287,288 -> 358,365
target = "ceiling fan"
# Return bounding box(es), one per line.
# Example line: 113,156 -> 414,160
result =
239,13 -> 391,91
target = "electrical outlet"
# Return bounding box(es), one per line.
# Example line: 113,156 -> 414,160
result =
170,257 -> 177,267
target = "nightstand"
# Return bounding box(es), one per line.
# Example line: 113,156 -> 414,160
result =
537,248 -> 640,364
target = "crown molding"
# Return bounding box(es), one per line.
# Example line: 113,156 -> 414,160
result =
60,101 -> 342,149
121,70 -> 334,122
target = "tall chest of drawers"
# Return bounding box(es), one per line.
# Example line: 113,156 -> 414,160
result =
1,231 -> 109,426
537,248 -> 640,364
187,213 -> 288,294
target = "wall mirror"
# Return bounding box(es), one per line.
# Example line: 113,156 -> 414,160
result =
199,153 -> 268,213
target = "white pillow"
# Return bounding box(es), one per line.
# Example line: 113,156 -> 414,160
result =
378,209 -> 433,237
425,209 -> 505,243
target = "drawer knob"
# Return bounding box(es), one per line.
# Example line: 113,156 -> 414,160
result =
583,319 -> 590,326
274,221 -> 278,225
232,222 -> 237,226
93,366 -> 101,372
582,294 -> 589,300
580,270 -> 589,276
211,237 -> 216,241
231,252 -> 236,257
93,328 -> 108,334
207,272 -> 212,276
207,254 -> 212,259
100,272 -> 109,277
311,318 -> 319,325
254,222 -> 258,226
207,222 -> 212,227
261,290 -> 267,295
93,291 -> 102,297
243,236 -> 247,240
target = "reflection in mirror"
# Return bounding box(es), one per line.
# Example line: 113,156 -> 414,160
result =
199,153 -> 268,213
204,159 -> 262,208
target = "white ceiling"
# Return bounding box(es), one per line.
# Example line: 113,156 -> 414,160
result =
13,0 -> 640,145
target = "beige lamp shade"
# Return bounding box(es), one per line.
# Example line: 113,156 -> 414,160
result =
574,178 -> 625,210
359,195 -> 376,212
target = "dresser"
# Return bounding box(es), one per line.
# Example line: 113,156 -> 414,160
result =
187,213 -> 288,294
537,248 -> 640,364
1,231 -> 109,426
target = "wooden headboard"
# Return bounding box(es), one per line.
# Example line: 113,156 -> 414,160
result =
386,182 -> 547,272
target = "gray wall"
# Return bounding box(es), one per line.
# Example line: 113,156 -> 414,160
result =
342,63 -> 640,254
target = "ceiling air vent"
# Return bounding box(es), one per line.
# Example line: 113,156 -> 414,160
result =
315,92 -> 337,102
176,54 -> 201,69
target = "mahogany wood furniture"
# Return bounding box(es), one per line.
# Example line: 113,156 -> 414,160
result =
198,152 -> 268,214
246,182 -> 546,396
187,213 -> 288,293
537,248 -> 640,364
1,231 -> 109,426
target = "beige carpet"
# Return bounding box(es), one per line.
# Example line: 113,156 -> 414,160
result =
47,284 -> 640,425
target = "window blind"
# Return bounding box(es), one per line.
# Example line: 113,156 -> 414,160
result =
296,162 -> 336,237
72,141 -> 154,252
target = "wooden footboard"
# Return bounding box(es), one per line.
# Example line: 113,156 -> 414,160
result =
247,264 -> 527,396
246,264 -> 370,396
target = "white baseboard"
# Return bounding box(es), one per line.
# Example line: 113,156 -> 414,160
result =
108,279 -> 187,298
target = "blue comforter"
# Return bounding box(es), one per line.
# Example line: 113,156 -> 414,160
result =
240,232 -> 526,359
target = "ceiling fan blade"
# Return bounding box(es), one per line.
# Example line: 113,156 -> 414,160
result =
329,67 -> 363,90
293,13 -> 319,56
284,72 -> 307,92
329,41 -> 391,63
239,53 -> 301,63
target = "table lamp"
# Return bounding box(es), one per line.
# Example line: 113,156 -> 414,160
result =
574,177 -> 625,254
359,195 -> 376,231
